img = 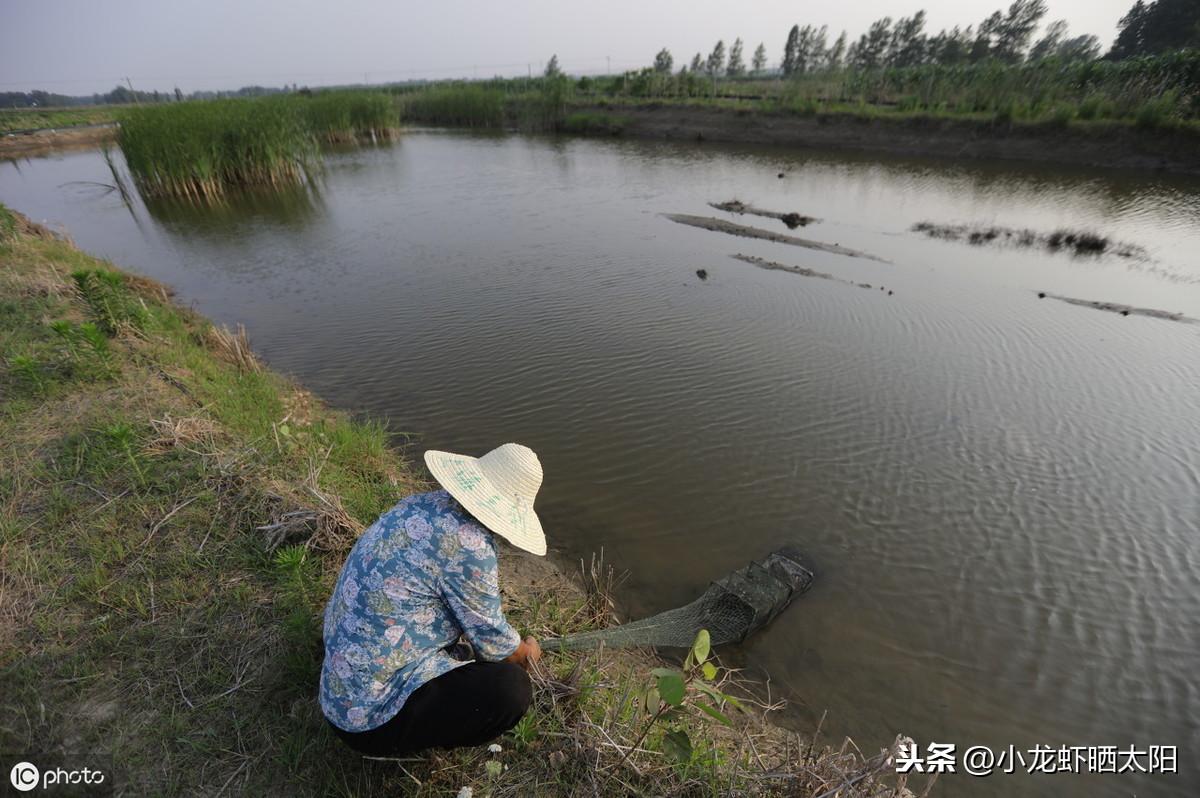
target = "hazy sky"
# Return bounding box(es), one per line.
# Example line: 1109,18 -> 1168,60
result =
3,0 -> 1133,95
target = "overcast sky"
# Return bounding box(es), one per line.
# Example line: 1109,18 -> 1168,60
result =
3,0 -> 1133,96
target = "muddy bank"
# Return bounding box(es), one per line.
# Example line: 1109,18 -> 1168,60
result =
0,124 -> 117,158
709,199 -> 818,229
664,213 -> 888,262
732,253 -> 895,294
1041,291 -> 1196,323
575,102 -> 1200,175
913,221 -> 1146,258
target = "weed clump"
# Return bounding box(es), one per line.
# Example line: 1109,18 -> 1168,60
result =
913,221 -> 1137,258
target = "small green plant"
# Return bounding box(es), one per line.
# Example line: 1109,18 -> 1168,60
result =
102,422 -> 147,486
48,320 -> 81,360
71,269 -> 147,335
10,354 -> 46,394
618,629 -> 744,771
273,544 -> 320,604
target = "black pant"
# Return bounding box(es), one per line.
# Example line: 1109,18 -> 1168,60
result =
331,661 -> 532,756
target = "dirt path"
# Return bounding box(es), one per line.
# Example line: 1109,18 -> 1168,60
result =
664,213 -> 889,262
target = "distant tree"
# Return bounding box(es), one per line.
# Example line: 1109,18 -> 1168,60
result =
727,38 -> 746,76
1029,19 -> 1069,60
929,25 -> 974,64
806,25 -> 829,72
690,52 -> 705,72
1110,0 -> 1200,58
783,24 -> 801,76
826,31 -> 848,68
970,11 -> 1003,61
889,11 -> 928,66
851,17 -> 894,69
992,0 -> 1049,62
654,48 -> 674,74
544,54 -> 562,78
706,40 -> 726,76
173,86 -> 183,102
752,42 -> 768,73
1058,34 -> 1102,60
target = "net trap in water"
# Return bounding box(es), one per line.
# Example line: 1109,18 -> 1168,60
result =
543,546 -> 815,652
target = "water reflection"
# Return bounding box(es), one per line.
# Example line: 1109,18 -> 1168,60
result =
141,181 -> 323,232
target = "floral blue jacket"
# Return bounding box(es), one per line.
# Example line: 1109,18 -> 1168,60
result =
319,490 -> 521,732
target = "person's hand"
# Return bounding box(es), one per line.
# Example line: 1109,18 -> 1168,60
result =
522,636 -> 542,668
506,636 -> 542,671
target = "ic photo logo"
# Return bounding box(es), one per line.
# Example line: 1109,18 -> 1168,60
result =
6,758 -> 110,794
9,761 -> 39,792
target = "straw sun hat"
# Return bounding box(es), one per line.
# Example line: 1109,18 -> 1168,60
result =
424,443 -> 547,556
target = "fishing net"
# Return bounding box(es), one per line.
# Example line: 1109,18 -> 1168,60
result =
542,546 -> 815,652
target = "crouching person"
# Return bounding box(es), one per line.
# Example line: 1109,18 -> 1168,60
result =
320,444 -> 548,756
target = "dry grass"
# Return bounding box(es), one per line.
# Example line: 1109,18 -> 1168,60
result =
205,323 -> 261,373
143,414 -> 222,455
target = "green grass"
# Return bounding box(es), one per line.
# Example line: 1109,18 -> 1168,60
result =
1,203 -> 900,796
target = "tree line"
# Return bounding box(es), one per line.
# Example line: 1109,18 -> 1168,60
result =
648,0 -> 1198,78
1,84 -> 300,110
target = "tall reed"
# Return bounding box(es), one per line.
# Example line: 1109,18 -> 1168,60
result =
119,98 -> 317,200
303,91 -> 399,142
398,84 -> 506,127
118,91 -> 400,200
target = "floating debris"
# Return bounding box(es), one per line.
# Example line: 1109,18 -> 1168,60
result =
732,254 -> 895,295
1041,292 -> 1195,323
709,199 -> 819,229
912,221 -> 1145,259
665,214 -> 889,262
696,268 -> 708,280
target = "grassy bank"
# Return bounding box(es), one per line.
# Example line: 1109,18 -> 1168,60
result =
0,105 -> 117,134
117,92 -> 399,199
396,78 -> 572,133
394,50 -> 1199,140
0,206 -> 915,796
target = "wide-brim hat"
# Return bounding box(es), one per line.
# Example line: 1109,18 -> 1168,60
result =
424,443 -> 547,556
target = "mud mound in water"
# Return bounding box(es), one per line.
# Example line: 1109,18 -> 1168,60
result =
912,221 -> 1145,258
665,214 -> 888,262
732,254 -> 895,295
1041,292 -> 1195,323
710,200 -> 819,229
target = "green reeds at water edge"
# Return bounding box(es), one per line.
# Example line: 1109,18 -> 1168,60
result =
397,84 -> 507,128
117,92 -> 399,200
303,91 -> 400,143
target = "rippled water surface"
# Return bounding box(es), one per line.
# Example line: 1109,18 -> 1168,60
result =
4,133 -> 1199,796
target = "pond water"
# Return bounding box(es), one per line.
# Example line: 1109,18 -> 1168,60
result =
3,132 -> 1198,796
